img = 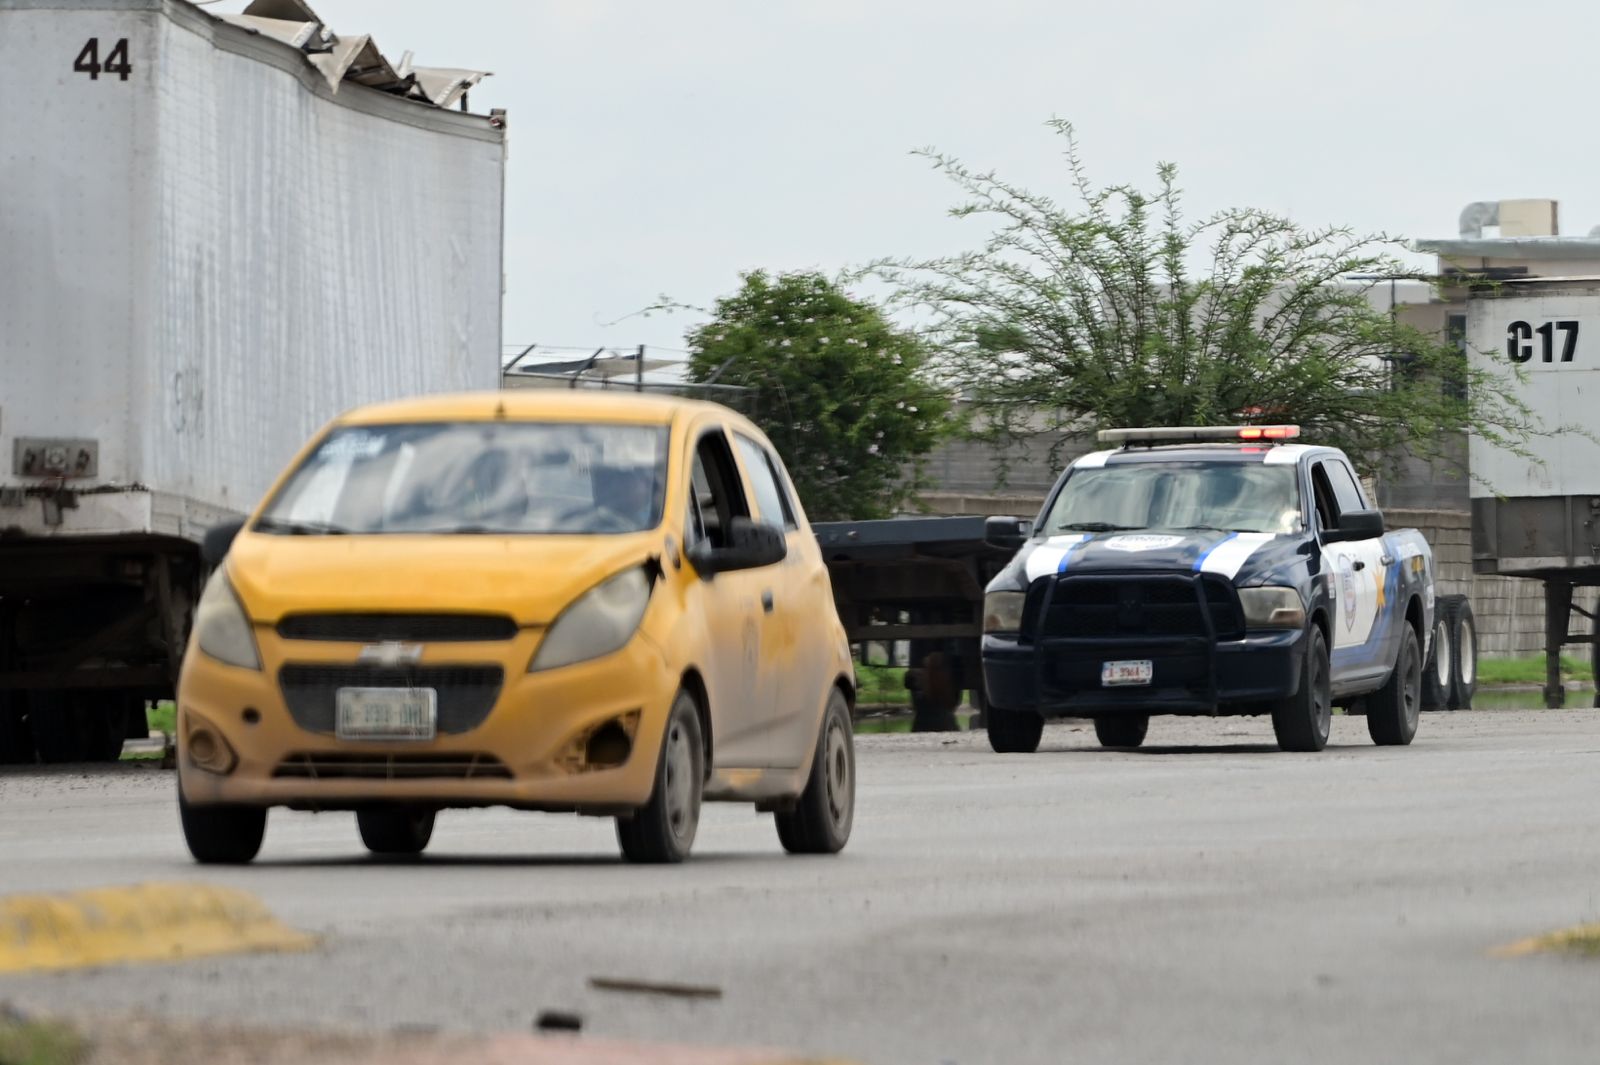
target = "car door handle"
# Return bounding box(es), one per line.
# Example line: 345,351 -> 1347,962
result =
761,589 -> 775,613
1380,555 -> 1394,566
1353,561 -> 1365,571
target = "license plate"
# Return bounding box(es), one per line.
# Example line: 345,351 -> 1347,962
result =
336,687 -> 437,740
1101,660 -> 1154,687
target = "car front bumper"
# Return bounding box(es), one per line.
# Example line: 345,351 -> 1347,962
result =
176,628 -> 675,811
983,627 -> 1306,718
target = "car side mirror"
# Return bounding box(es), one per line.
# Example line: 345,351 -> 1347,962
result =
200,518 -> 246,568
687,516 -> 787,577
984,515 -> 1032,551
1324,508 -> 1385,543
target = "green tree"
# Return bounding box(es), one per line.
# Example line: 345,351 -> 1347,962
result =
873,119 -> 1542,478
685,271 -> 950,521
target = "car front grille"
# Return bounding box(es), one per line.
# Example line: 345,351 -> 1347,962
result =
272,752 -> 513,780
276,613 -> 518,643
1033,575 -> 1244,641
278,664 -> 504,735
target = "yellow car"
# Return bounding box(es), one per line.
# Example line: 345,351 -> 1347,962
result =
176,392 -> 857,864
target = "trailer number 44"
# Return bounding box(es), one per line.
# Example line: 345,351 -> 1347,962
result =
73,38 -> 132,81
1506,320 -> 1579,364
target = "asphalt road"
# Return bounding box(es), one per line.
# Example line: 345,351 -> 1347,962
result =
4,710 -> 1600,1065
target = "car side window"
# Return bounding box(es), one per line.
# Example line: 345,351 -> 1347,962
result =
1309,462 -> 1339,533
686,428 -> 751,549
733,433 -> 797,531
1325,460 -> 1366,517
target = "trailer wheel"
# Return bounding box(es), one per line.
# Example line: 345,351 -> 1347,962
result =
1447,599 -> 1477,710
30,692 -> 87,763
985,702 -> 1043,753
1093,715 -> 1149,748
1422,606 -> 1456,711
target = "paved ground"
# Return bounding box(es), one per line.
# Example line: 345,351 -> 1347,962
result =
4,710 -> 1600,1065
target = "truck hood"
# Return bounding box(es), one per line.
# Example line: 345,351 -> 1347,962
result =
225,531 -> 659,626
1012,529 -> 1298,584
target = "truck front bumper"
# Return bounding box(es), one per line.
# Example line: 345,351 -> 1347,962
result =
983,628 -> 1305,718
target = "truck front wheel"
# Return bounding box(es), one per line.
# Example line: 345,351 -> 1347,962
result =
1273,626 -> 1331,752
985,702 -> 1043,753
1367,624 -> 1422,746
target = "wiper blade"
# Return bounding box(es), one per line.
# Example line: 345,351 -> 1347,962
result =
1176,524 -> 1229,532
1059,522 -> 1141,532
255,517 -> 349,536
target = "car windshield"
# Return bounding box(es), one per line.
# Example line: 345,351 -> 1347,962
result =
256,421 -> 669,535
1043,461 -> 1302,535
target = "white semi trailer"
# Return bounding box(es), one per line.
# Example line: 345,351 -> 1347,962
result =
0,0 -> 506,761
1467,278 -> 1600,707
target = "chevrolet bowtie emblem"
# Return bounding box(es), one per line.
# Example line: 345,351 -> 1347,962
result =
358,641 -> 425,667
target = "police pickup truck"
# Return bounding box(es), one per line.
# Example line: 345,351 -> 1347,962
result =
980,426 -> 1435,753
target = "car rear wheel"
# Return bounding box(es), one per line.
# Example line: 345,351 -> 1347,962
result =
985,701 -> 1043,753
179,790 -> 266,865
1093,715 -> 1149,748
776,689 -> 855,855
357,807 -> 436,857
1272,625 -> 1331,752
1368,624 -> 1422,746
616,689 -> 703,864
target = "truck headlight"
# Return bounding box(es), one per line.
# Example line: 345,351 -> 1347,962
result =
1239,586 -> 1306,629
983,591 -> 1026,634
531,567 -> 653,672
194,571 -> 261,670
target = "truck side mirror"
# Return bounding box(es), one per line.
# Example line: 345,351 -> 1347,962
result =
984,515 -> 1032,551
1324,508 -> 1385,543
201,519 -> 246,567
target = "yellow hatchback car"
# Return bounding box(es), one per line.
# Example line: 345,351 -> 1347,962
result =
177,392 -> 857,864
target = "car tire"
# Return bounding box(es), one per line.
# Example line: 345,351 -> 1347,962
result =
1093,715 -> 1149,748
985,701 -> 1043,753
776,688 -> 855,855
1272,625 -> 1331,752
179,789 -> 266,865
357,807 -> 436,857
1367,623 -> 1422,746
1447,599 -> 1477,710
1422,605 -> 1456,711
616,689 -> 704,864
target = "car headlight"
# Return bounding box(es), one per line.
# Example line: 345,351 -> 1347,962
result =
1238,586 -> 1306,629
983,590 -> 1026,634
194,571 -> 261,670
530,567 -> 653,672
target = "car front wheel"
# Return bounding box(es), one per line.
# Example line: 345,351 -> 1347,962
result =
616,689 -> 703,864
179,789 -> 267,865
1272,625 -> 1331,752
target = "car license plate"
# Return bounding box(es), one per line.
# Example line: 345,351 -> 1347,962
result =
336,687 -> 437,740
1101,660 -> 1154,687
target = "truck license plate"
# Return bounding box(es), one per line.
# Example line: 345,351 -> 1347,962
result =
336,688 -> 437,740
1101,660 -> 1153,687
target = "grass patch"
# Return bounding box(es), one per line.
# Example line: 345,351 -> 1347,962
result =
853,716 -> 913,734
854,665 -> 910,707
146,701 -> 175,736
1477,655 -> 1593,686
0,1013 -> 90,1065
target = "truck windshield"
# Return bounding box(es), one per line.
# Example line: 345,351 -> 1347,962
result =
256,422 -> 669,535
1043,462 -> 1302,536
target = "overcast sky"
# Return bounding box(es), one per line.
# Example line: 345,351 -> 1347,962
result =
280,1 -> 1600,360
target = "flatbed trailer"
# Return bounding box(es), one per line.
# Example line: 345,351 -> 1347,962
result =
813,515 -> 1030,730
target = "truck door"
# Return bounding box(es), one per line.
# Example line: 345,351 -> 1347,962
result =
1311,458 -> 1390,688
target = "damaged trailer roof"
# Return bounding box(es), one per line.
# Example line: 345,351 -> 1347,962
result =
211,0 -> 489,109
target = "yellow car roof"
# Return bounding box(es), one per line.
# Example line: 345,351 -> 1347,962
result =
336,390 -> 725,428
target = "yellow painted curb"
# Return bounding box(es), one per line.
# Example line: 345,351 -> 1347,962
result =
0,882 -> 316,974
1491,922 -> 1600,958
